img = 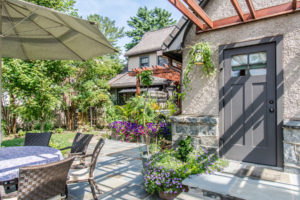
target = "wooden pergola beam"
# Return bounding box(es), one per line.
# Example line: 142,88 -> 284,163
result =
231,0 -> 245,21
168,0 -> 205,30
196,1 -> 300,33
293,0 -> 298,10
183,0 -> 214,28
245,0 -> 257,19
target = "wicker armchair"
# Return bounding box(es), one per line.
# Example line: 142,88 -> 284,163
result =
0,157 -> 74,200
24,132 -> 52,146
60,133 -> 93,156
67,138 -> 105,200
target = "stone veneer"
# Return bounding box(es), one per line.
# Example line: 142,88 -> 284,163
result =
283,120 -> 300,174
170,115 -> 219,153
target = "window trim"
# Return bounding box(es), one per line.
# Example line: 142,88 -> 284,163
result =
139,56 -> 149,68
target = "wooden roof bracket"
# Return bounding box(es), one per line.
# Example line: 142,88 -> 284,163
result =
183,0 -> 214,28
246,0 -> 257,19
168,0 -> 205,30
195,1 -> 300,33
231,0 -> 246,21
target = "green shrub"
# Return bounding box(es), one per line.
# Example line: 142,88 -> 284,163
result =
176,136 -> 193,162
54,128 -> 64,134
144,148 -> 226,195
18,130 -> 26,137
34,121 -> 54,132
44,122 -> 54,131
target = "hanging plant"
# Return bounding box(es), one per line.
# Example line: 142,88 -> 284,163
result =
182,42 -> 215,98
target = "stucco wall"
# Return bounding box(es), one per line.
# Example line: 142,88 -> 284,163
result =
127,52 -> 158,71
182,0 -> 300,120
205,0 -> 291,21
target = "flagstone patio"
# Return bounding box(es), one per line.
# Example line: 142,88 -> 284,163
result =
67,137 -> 300,200
67,138 -> 157,200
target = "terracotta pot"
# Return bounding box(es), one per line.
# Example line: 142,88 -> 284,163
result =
158,186 -> 189,200
158,191 -> 180,200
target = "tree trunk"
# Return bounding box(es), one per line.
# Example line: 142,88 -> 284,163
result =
90,107 -> 93,127
40,114 -> 44,132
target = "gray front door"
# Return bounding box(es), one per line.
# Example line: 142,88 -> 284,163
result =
221,43 -> 276,166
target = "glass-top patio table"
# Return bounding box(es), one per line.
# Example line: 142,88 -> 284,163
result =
0,146 -> 63,183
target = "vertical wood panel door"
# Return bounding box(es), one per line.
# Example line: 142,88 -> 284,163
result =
222,43 -> 276,166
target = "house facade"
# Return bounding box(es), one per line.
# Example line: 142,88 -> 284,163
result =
109,26 -> 177,105
165,0 -> 300,174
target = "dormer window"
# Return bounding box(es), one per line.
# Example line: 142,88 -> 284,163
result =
140,56 -> 149,67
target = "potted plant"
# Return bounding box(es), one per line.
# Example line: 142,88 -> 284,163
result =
144,137 -> 226,200
181,42 -> 215,99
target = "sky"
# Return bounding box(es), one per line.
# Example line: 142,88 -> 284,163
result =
74,0 -> 182,54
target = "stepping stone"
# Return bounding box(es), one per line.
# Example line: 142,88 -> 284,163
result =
181,172 -> 300,200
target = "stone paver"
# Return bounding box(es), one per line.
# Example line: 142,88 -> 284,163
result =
68,139 -> 156,200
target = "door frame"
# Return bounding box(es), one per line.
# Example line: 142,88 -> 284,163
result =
218,35 -> 283,168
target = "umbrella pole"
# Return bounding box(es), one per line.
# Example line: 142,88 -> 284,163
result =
0,0 -> 2,147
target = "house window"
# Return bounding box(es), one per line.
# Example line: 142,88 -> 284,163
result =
140,56 -> 149,67
231,52 -> 267,77
158,56 -> 168,66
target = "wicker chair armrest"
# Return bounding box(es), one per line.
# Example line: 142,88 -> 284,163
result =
82,153 -> 93,158
70,163 -> 91,169
59,146 -> 72,151
72,153 -> 93,159
70,152 -> 85,156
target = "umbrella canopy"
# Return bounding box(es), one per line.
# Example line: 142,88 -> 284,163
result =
0,0 -> 117,145
1,0 -> 117,60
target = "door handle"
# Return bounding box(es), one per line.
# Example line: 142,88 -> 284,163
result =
269,108 -> 275,113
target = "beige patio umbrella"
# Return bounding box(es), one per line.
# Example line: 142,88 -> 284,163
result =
0,0 -> 117,145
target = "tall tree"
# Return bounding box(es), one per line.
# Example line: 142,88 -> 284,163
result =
125,7 -> 176,50
25,0 -> 78,16
1,0 -> 78,133
87,14 -> 125,48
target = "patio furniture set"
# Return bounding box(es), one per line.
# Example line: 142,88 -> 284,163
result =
0,132 -> 104,200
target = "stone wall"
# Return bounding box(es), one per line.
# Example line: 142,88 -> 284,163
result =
170,115 -> 219,153
283,121 -> 300,174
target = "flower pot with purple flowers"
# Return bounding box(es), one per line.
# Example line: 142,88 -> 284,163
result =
143,137 -> 227,199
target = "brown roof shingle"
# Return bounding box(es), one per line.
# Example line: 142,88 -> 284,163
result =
125,26 -> 176,57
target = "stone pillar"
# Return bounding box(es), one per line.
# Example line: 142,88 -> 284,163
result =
283,120 -> 300,174
170,115 -> 219,153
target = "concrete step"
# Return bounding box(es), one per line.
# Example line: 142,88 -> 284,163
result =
178,172 -> 300,200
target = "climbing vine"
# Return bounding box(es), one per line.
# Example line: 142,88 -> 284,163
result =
182,42 -> 215,98
137,70 -> 154,87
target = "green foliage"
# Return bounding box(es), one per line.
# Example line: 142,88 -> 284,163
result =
25,0 -> 78,16
3,59 -> 75,132
18,130 -> 26,137
144,147 -> 226,195
182,42 -> 215,99
54,128 -> 64,134
137,71 -> 154,87
116,95 -> 160,125
126,7 -> 176,50
175,136 -> 193,162
87,14 -> 125,48
1,137 -> 25,147
70,57 -> 123,113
